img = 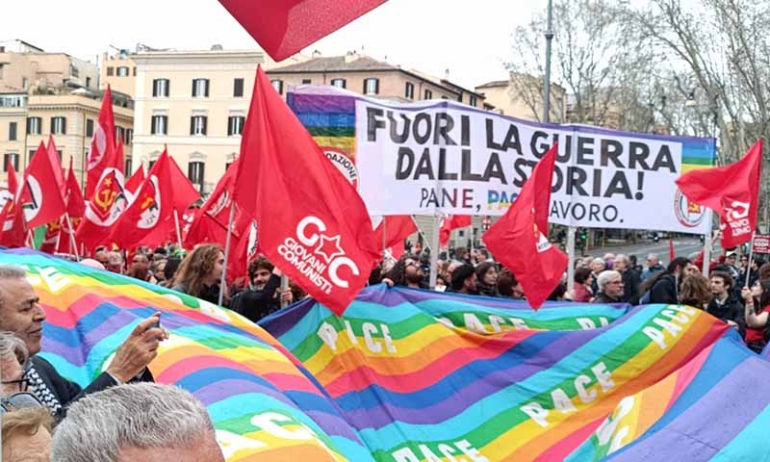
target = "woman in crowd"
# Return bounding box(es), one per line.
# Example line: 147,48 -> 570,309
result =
743,279 -> 770,353
679,274 -> 711,309
475,262 -> 499,297
497,269 -> 525,300
571,267 -> 594,303
171,245 -> 226,306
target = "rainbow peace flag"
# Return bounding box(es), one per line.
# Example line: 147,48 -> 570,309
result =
4,249 -> 769,461
1,249 -> 373,461
287,86 -> 357,158
260,286 -> 770,461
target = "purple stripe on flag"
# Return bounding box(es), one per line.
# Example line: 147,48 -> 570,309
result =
194,378 -> 296,407
609,356 -> 770,460
289,93 -> 356,114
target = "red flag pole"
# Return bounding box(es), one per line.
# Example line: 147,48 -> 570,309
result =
218,202 -> 236,307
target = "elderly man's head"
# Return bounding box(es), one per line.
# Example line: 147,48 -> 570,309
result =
0,266 -> 46,356
106,252 -> 124,274
590,258 -> 606,274
598,270 -> 624,299
52,383 -> 224,462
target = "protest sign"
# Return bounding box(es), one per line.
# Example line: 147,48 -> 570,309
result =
753,234 -> 770,254
289,86 -> 715,234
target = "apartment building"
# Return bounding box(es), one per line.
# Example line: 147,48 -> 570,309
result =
0,42 -> 132,188
476,73 -> 567,122
131,48 -> 266,194
266,51 -> 485,108
100,50 -> 136,97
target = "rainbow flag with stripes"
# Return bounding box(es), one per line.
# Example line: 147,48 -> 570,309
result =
260,286 -> 770,461
288,86 -> 357,159
1,249 -> 373,461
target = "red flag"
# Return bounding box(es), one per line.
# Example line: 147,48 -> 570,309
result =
439,215 -> 471,247
76,166 -> 129,251
676,140 -> 763,249
125,165 -> 146,194
185,157 -> 240,248
46,135 -> 67,198
482,144 -> 567,310
0,164 -> 27,248
20,142 -> 67,228
64,157 -> 85,219
85,86 -> 117,198
374,215 -> 418,259
232,66 -> 379,315
219,0 -> 388,61
166,154 -> 201,213
107,150 -> 185,250
39,220 -> 61,254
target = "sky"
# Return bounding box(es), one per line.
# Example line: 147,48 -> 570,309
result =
2,0 -> 544,89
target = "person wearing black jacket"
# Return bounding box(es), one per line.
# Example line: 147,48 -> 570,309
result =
614,254 -> 641,305
706,271 -> 745,336
0,265 -> 163,417
230,257 -> 291,322
644,257 -> 692,304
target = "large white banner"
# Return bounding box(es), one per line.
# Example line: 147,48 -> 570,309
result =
288,86 -> 716,234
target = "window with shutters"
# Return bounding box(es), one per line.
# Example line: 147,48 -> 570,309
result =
188,161 -> 205,192
331,78 -> 346,89
405,82 -> 414,100
302,79 -> 312,85
9,122 -> 17,141
106,67 -> 114,76
424,89 -> 433,100
125,158 -> 132,175
190,116 -> 207,136
3,153 -> 19,172
125,129 -> 133,145
152,79 -> 170,98
115,126 -> 125,143
364,78 -> 379,95
233,78 -> 244,97
117,67 -> 129,77
86,119 -> 94,138
51,117 -> 66,135
271,79 -> 283,95
227,116 -> 245,136
27,117 -> 41,135
151,115 -> 168,135
469,95 -> 477,107
192,78 -> 209,98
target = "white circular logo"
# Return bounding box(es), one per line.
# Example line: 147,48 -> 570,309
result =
674,188 -> 705,228
324,149 -> 359,189
137,175 -> 161,229
22,175 -> 43,222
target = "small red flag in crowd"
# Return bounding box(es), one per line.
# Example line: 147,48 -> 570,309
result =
676,139 -> 763,249
0,164 -> 27,248
20,141 -> 66,229
439,215 -> 471,247
374,215 -> 418,260
483,144 -> 567,310
125,165 -> 146,194
219,0 -> 389,61
85,86 -> 117,198
232,66 -> 379,315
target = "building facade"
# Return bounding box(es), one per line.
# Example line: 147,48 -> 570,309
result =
100,51 -> 136,97
476,73 -> 567,122
131,49 -> 266,194
1,43 -> 131,190
266,51 -> 485,108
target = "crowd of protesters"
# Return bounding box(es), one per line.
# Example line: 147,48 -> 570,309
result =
2,235 -> 769,461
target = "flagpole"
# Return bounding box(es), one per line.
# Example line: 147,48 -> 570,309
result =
566,227 -> 576,292
64,213 -> 80,261
745,232 -> 756,288
218,203 -> 237,307
172,210 -> 184,251
702,209 -> 713,277
382,216 -> 387,259
429,213 -> 440,289
280,275 -> 289,308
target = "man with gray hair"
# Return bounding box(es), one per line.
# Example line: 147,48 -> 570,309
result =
52,382 -> 225,462
593,270 -> 625,304
642,253 -> 665,281
0,264 -> 167,416
614,254 -> 641,304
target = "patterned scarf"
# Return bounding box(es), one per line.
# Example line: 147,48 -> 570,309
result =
25,361 -> 62,416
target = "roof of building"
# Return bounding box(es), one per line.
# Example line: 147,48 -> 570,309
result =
476,80 -> 509,89
268,54 -> 399,73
